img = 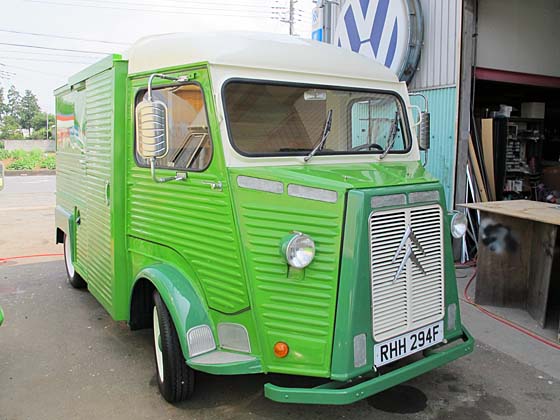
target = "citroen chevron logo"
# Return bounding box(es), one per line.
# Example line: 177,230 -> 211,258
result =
391,225 -> 426,282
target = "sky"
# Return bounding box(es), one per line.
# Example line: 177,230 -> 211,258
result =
0,0 -> 314,113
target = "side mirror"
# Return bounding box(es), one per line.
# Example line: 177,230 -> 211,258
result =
135,99 -> 169,160
0,162 -> 4,191
135,72 -> 188,184
419,111 -> 430,151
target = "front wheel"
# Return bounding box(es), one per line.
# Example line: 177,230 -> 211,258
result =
153,291 -> 195,403
63,234 -> 86,289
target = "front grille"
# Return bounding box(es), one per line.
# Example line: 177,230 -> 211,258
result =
369,204 -> 444,342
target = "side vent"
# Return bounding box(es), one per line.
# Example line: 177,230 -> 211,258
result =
186,325 -> 216,357
218,323 -> 251,353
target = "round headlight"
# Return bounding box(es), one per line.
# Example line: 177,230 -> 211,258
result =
282,232 -> 315,269
450,212 -> 468,238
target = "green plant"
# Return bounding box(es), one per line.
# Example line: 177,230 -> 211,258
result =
8,155 -> 36,170
0,149 -> 12,160
41,154 -> 56,169
5,149 -> 49,170
10,150 -> 26,160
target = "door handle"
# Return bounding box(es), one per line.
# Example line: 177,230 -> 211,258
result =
202,181 -> 222,191
104,181 -> 110,206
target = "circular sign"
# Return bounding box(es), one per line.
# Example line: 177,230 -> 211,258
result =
334,0 -> 423,83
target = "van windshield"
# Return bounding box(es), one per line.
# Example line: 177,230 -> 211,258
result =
223,81 -> 411,157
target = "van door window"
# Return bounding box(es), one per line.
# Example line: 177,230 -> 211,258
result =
135,83 -> 212,171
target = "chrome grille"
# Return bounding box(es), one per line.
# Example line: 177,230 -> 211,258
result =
369,204 -> 444,342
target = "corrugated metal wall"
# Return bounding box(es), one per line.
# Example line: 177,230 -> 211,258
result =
333,0 -> 460,90
409,0 -> 460,90
410,87 -> 457,208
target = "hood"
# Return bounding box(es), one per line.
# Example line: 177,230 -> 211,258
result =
228,161 -> 437,193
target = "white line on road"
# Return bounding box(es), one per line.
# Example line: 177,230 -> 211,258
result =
0,206 -> 55,212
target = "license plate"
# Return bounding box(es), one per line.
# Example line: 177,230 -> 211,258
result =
374,321 -> 444,367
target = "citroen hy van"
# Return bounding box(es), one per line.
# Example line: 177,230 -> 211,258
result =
54,32 -> 473,404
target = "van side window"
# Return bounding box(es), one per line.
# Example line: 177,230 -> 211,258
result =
135,84 -> 213,171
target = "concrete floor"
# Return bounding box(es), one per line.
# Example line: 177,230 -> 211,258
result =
0,175 -> 559,420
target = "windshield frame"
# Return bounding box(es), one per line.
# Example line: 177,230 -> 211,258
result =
221,78 -> 413,159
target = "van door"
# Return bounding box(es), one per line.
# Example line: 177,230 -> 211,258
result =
80,69 -> 116,312
128,70 -> 250,315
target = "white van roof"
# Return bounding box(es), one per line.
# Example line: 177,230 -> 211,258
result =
125,31 -> 399,83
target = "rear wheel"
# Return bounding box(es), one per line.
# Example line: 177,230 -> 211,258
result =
153,291 -> 195,403
63,234 -> 86,289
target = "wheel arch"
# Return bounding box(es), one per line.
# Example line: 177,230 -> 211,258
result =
55,205 -> 75,244
129,264 -> 213,360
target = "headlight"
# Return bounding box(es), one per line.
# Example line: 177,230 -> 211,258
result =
450,212 -> 468,238
282,232 -> 315,268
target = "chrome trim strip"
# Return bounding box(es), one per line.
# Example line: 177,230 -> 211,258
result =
409,190 -> 440,203
371,193 -> 406,208
287,184 -> 338,203
237,176 -> 283,194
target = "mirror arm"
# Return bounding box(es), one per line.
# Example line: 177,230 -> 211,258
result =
147,73 -> 189,101
150,158 -> 186,183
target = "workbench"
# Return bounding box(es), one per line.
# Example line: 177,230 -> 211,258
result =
460,200 -> 560,341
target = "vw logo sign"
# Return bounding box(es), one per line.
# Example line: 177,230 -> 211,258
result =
334,0 -> 423,82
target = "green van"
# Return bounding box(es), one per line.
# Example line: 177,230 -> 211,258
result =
54,32 -> 473,405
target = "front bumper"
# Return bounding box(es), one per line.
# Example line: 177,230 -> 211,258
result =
264,327 -> 474,405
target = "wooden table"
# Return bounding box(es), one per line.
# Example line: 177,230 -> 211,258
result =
460,200 -> 560,341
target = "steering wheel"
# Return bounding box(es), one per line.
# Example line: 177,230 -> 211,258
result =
351,143 -> 384,152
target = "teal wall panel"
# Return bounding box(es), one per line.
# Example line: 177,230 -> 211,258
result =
411,86 -> 457,209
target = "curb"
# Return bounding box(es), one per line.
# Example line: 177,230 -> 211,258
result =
5,170 -> 56,177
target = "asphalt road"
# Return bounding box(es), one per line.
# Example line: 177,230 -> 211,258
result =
0,175 -> 559,420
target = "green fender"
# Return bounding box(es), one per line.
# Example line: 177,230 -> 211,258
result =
133,264 -> 213,361
55,205 -> 78,268
0,305 -> 4,326
55,205 -> 74,243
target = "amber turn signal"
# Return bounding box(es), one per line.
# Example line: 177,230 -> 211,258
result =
273,341 -> 289,358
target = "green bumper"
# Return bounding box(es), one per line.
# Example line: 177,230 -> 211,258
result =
264,327 -> 474,405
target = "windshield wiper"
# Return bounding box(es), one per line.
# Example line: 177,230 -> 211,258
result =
304,109 -> 333,162
379,112 -> 400,160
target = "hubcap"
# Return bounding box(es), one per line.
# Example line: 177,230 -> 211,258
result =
153,306 -> 164,382
64,235 -> 75,278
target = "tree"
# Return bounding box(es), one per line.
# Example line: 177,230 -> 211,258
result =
31,112 -> 55,139
0,87 -> 5,122
0,115 -> 24,139
6,85 -> 21,118
19,90 -> 41,133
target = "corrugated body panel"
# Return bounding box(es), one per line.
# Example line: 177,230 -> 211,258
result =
56,89 -> 89,272
84,69 -> 114,309
410,86 -> 457,208
127,175 -> 250,314
231,175 -> 344,376
409,0 -> 459,90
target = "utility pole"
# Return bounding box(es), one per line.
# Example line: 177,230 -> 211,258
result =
288,0 -> 296,35
46,113 -> 49,140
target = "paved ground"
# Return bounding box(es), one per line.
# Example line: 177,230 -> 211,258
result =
1,176 -> 559,420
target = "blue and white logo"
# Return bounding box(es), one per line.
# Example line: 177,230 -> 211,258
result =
334,0 -> 409,75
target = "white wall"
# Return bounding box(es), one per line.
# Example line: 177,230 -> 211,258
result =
477,0 -> 560,77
